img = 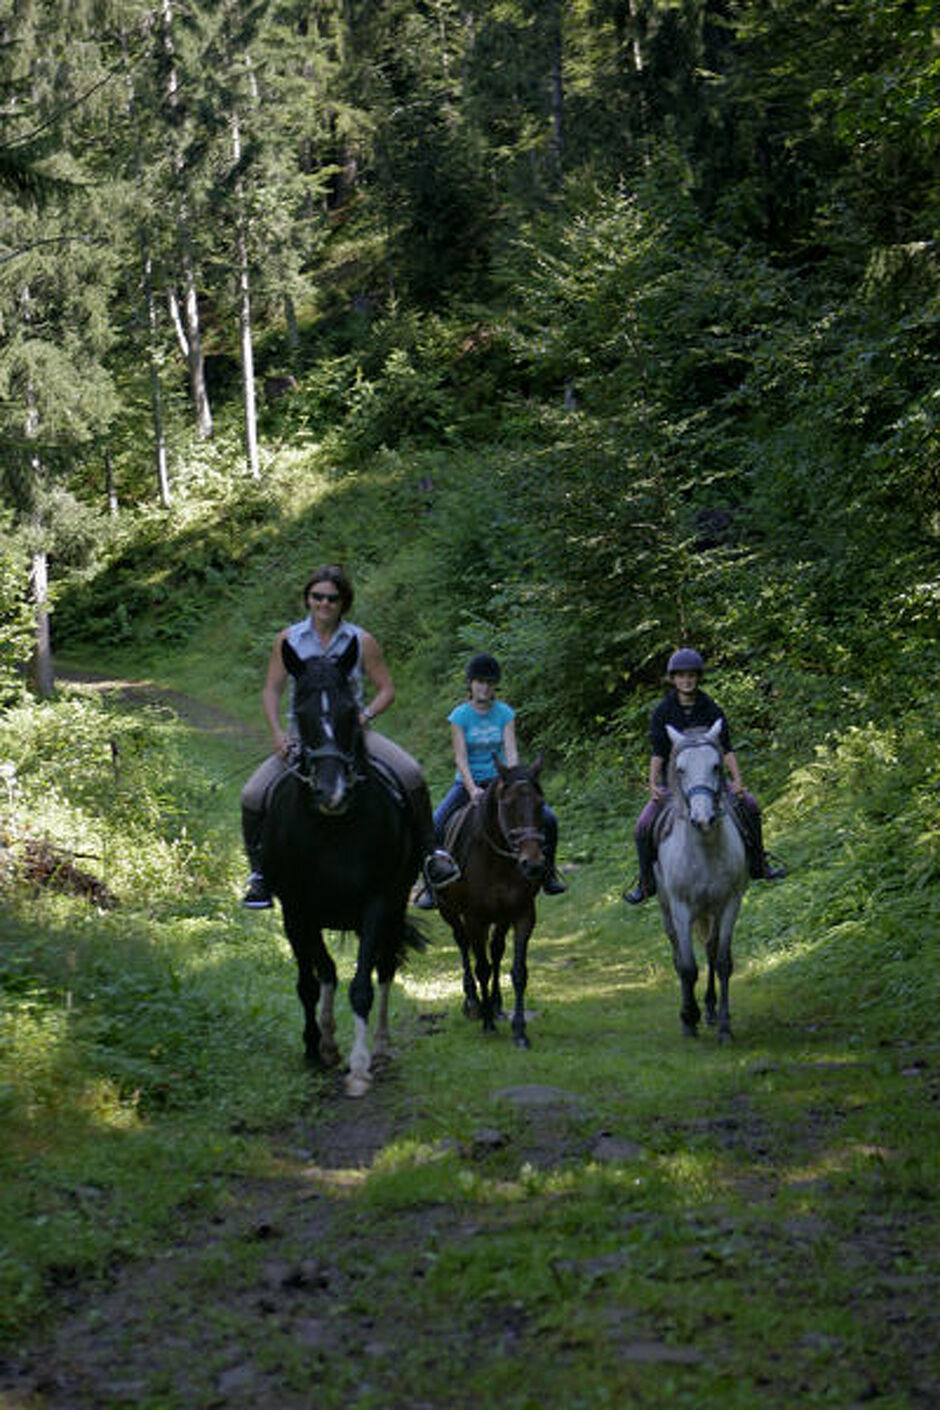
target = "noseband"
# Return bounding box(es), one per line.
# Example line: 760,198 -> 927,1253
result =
484,781 -> 546,862
675,741 -> 725,814
290,686 -> 362,795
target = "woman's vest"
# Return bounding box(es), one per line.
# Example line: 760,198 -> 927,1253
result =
284,617 -> 365,731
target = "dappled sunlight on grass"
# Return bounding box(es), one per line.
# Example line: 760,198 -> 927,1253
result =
1,1002 -> 144,1155
398,970 -> 464,1003
780,1142 -> 901,1190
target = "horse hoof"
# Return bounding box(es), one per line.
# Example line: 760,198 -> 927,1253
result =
344,1072 -> 372,1098
718,1029 -> 733,1045
682,1024 -> 699,1039
513,1033 -> 531,1050
319,1043 -> 342,1068
463,998 -> 481,1020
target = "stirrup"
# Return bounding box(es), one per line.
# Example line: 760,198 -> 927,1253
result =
423,848 -> 460,890
242,872 -> 273,910
412,884 -> 437,910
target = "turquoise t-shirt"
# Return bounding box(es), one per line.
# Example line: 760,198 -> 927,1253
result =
448,699 -> 515,783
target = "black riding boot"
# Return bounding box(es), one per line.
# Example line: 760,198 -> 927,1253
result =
542,812 -> 566,895
241,804 -> 273,909
408,781 -> 460,893
622,828 -> 657,904
732,796 -> 788,881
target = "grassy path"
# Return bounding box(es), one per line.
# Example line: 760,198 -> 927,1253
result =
1,676 -> 937,1408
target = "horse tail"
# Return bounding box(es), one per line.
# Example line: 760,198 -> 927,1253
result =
402,919 -> 429,958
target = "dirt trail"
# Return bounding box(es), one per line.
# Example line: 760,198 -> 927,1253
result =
55,664 -> 269,747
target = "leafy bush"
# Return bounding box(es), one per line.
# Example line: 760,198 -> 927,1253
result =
0,694 -> 226,903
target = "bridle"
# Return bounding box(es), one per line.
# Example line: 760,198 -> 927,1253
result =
674,739 -> 725,815
289,686 -> 363,795
483,778 -> 546,862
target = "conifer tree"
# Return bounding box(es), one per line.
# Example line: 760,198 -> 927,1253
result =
0,1 -> 120,694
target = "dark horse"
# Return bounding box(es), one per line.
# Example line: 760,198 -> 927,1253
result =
261,640 -> 422,1096
437,757 -> 546,1049
654,721 -> 749,1042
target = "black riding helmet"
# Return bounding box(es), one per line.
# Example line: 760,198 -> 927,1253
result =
667,647 -> 705,676
466,652 -> 501,683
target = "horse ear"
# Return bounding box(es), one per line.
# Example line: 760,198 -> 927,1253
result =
531,752 -> 544,777
706,718 -> 724,745
282,640 -> 304,678
667,724 -> 684,749
337,635 -> 359,677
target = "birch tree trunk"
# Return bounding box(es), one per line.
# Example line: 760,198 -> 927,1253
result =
144,246 -> 172,506
232,108 -> 259,479
29,542 -> 54,699
162,0 -> 213,441
24,384 -> 53,698
548,3 -> 564,180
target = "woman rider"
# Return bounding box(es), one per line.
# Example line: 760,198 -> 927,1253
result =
240,564 -> 459,909
414,652 -> 566,908
622,647 -> 786,904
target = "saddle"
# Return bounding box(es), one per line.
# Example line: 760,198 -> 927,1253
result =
651,789 -> 758,860
366,755 -> 408,811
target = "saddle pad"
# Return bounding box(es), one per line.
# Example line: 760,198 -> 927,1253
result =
442,802 -> 477,864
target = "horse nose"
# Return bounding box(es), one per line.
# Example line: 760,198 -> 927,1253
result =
318,773 -> 348,814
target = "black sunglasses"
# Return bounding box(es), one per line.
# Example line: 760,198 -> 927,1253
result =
310,591 -> 341,604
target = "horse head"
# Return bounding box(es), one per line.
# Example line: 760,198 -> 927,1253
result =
283,638 -> 363,815
491,754 -> 546,884
667,720 -> 725,832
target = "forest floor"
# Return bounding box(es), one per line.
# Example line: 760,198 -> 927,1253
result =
1,670 -> 937,1409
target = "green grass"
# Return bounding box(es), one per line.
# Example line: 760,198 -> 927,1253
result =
0,675 -> 937,1406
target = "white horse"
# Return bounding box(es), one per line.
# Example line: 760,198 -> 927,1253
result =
654,720 -> 749,1041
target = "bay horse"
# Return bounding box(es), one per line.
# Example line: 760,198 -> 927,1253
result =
261,640 -> 423,1096
654,721 -> 749,1042
437,757 -> 546,1049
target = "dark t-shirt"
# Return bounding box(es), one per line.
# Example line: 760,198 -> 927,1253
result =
649,688 -> 733,765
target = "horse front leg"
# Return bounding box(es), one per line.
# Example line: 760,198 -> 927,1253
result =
490,922 -> 508,1020
714,896 -> 742,1043
317,979 -> 340,1067
703,919 -> 718,1029
467,918 -> 495,1033
283,906 -> 330,1065
509,907 -> 535,1050
371,978 -> 393,1065
346,921 -> 378,1098
453,917 -> 481,1020
662,898 -> 700,1038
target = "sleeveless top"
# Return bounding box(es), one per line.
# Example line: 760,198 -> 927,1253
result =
284,617 -> 365,730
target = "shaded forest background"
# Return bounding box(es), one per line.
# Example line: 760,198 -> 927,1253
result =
0,0 -> 937,794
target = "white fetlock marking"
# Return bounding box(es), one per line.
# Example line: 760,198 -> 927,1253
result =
373,982 -> 392,1059
348,1014 -> 371,1088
